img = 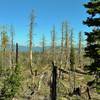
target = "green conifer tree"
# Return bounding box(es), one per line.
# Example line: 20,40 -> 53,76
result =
83,0 -> 100,93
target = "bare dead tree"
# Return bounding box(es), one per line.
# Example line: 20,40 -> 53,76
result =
40,33 -> 46,65
29,10 -> 35,75
1,26 -> 9,69
64,22 -> 70,69
42,33 -> 45,54
10,25 -> 15,67
69,29 -> 76,92
0,30 -> 3,69
78,32 -> 83,68
59,22 -> 64,78
59,22 -> 66,78
60,22 -> 64,64
51,25 -> 56,63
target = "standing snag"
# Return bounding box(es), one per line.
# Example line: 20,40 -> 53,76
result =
29,10 -> 35,75
50,62 -> 57,100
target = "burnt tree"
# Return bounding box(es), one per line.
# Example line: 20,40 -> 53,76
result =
50,62 -> 57,100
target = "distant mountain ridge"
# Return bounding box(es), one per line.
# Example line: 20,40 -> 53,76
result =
6,44 -> 81,52
7,44 -> 50,52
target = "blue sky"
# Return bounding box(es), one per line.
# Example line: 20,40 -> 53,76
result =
0,0 -> 89,46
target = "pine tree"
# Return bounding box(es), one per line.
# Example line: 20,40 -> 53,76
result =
0,43 -> 22,100
83,0 -> 100,93
0,65 -> 22,100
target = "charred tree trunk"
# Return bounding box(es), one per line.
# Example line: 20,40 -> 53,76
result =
50,62 -> 57,100
16,43 -> 18,65
87,87 -> 91,99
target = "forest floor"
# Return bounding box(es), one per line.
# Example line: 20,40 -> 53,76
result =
12,64 -> 100,100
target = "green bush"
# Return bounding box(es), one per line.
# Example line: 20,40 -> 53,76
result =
0,65 -> 22,100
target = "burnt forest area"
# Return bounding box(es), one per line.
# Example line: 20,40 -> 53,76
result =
0,0 -> 100,100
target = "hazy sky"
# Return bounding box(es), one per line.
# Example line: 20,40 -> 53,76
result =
0,0 -> 89,46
